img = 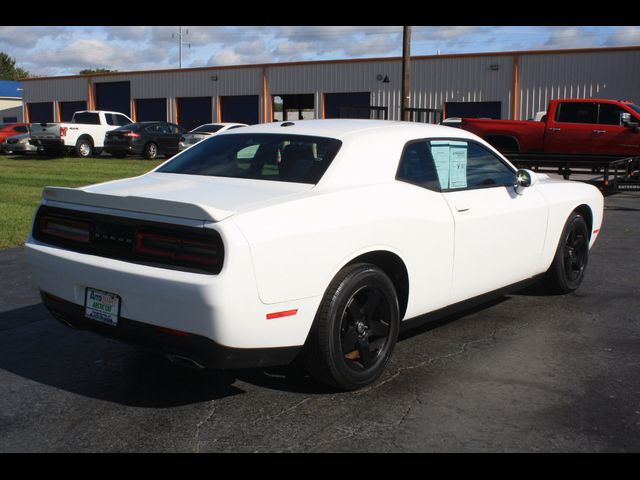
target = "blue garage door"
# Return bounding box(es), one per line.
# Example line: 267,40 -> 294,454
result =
59,101 -> 87,122
136,98 -> 167,122
325,92 -> 371,119
95,81 -> 131,117
28,102 -> 54,123
220,95 -> 259,125
177,97 -> 212,131
445,101 -> 502,119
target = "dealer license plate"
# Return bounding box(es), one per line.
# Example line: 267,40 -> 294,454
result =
84,288 -> 120,326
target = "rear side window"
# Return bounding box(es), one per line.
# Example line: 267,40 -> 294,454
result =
396,141 -> 441,191
157,133 -> 342,184
14,125 -> 28,133
115,114 -> 131,126
72,112 -> 100,125
556,102 -> 598,124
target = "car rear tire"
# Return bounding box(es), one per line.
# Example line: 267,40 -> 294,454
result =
303,263 -> 400,391
542,211 -> 590,294
143,142 -> 158,160
75,138 -> 93,158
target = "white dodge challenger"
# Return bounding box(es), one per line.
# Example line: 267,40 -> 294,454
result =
25,120 -> 604,390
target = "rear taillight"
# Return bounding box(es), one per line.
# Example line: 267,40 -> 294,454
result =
133,231 -> 220,268
39,216 -> 91,243
122,131 -> 140,138
60,127 -> 68,137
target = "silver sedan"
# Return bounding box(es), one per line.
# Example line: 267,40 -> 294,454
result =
178,123 -> 247,151
2,133 -> 38,154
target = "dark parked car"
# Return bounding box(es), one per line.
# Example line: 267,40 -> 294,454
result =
104,122 -> 186,159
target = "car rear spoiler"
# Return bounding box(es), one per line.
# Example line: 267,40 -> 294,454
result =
41,186 -> 235,223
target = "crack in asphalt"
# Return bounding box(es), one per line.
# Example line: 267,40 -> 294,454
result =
193,400 -> 216,453
355,329 -> 499,395
193,329 -> 499,452
250,397 -> 312,426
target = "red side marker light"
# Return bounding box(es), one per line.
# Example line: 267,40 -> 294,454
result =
266,309 -> 298,320
156,326 -> 190,337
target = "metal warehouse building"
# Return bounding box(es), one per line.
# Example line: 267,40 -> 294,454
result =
21,46 -> 640,128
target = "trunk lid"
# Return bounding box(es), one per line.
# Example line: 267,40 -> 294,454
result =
43,172 -> 314,222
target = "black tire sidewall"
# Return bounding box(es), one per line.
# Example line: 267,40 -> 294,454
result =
309,264 -> 400,390
144,142 -> 158,159
75,139 -> 93,158
551,213 -> 590,293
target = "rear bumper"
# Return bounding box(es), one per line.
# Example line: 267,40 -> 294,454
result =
41,291 -> 301,369
30,137 -> 65,148
3,142 -> 38,153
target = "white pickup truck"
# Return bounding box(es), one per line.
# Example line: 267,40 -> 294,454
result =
29,110 -> 133,157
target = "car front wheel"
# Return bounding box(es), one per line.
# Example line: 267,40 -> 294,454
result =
542,211 -> 590,294
303,263 -> 400,391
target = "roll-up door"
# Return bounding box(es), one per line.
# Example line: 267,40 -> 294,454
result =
177,97 -> 212,131
28,102 -> 54,123
59,101 -> 87,122
95,81 -> 131,117
324,92 -> 371,119
136,98 -> 167,122
220,95 -> 259,125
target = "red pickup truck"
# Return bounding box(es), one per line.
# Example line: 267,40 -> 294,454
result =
459,99 -> 640,157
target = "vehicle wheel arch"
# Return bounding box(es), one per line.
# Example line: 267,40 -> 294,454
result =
327,249 -> 410,321
573,204 -> 593,240
484,134 -> 520,153
76,134 -> 94,146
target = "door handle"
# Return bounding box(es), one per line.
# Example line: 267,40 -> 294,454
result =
593,130 -> 607,134
549,127 -> 561,132
455,203 -> 471,213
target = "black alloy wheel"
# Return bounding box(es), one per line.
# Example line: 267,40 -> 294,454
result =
303,263 -> 400,390
340,286 -> 393,372
542,211 -> 590,294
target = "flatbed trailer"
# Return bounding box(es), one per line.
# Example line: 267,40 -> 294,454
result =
504,154 -> 640,193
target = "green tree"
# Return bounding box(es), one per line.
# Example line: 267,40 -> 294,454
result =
0,52 -> 29,80
79,68 -> 118,75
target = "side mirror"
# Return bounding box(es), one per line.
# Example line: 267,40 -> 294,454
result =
621,112 -> 640,132
515,169 -> 537,195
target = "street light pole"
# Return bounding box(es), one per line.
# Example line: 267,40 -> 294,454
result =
401,26 -> 412,121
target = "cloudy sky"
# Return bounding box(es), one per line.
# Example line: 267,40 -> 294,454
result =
1,26 -> 639,77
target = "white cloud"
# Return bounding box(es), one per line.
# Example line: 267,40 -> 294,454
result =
605,26 -> 640,46
535,26 -> 599,49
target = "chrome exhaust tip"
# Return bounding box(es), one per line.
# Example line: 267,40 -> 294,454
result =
165,353 -> 205,370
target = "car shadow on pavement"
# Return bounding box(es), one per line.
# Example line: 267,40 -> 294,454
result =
0,303 -> 245,408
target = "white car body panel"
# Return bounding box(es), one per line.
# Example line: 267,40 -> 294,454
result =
25,120 -> 604,357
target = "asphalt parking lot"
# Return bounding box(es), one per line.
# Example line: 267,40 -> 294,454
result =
1,187 -> 639,452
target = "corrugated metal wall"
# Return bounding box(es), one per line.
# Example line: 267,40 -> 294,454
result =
412,55 -> 514,119
23,77 -> 87,103
21,47 -> 640,123
517,49 -> 640,120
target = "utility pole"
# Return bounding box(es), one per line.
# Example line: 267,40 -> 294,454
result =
172,27 -> 190,68
401,26 -> 411,121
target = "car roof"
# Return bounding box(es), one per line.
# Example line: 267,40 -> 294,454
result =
221,119 -> 479,142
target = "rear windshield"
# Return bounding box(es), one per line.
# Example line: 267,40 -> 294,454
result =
72,112 -> 100,125
157,133 -> 342,184
191,124 -> 223,134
